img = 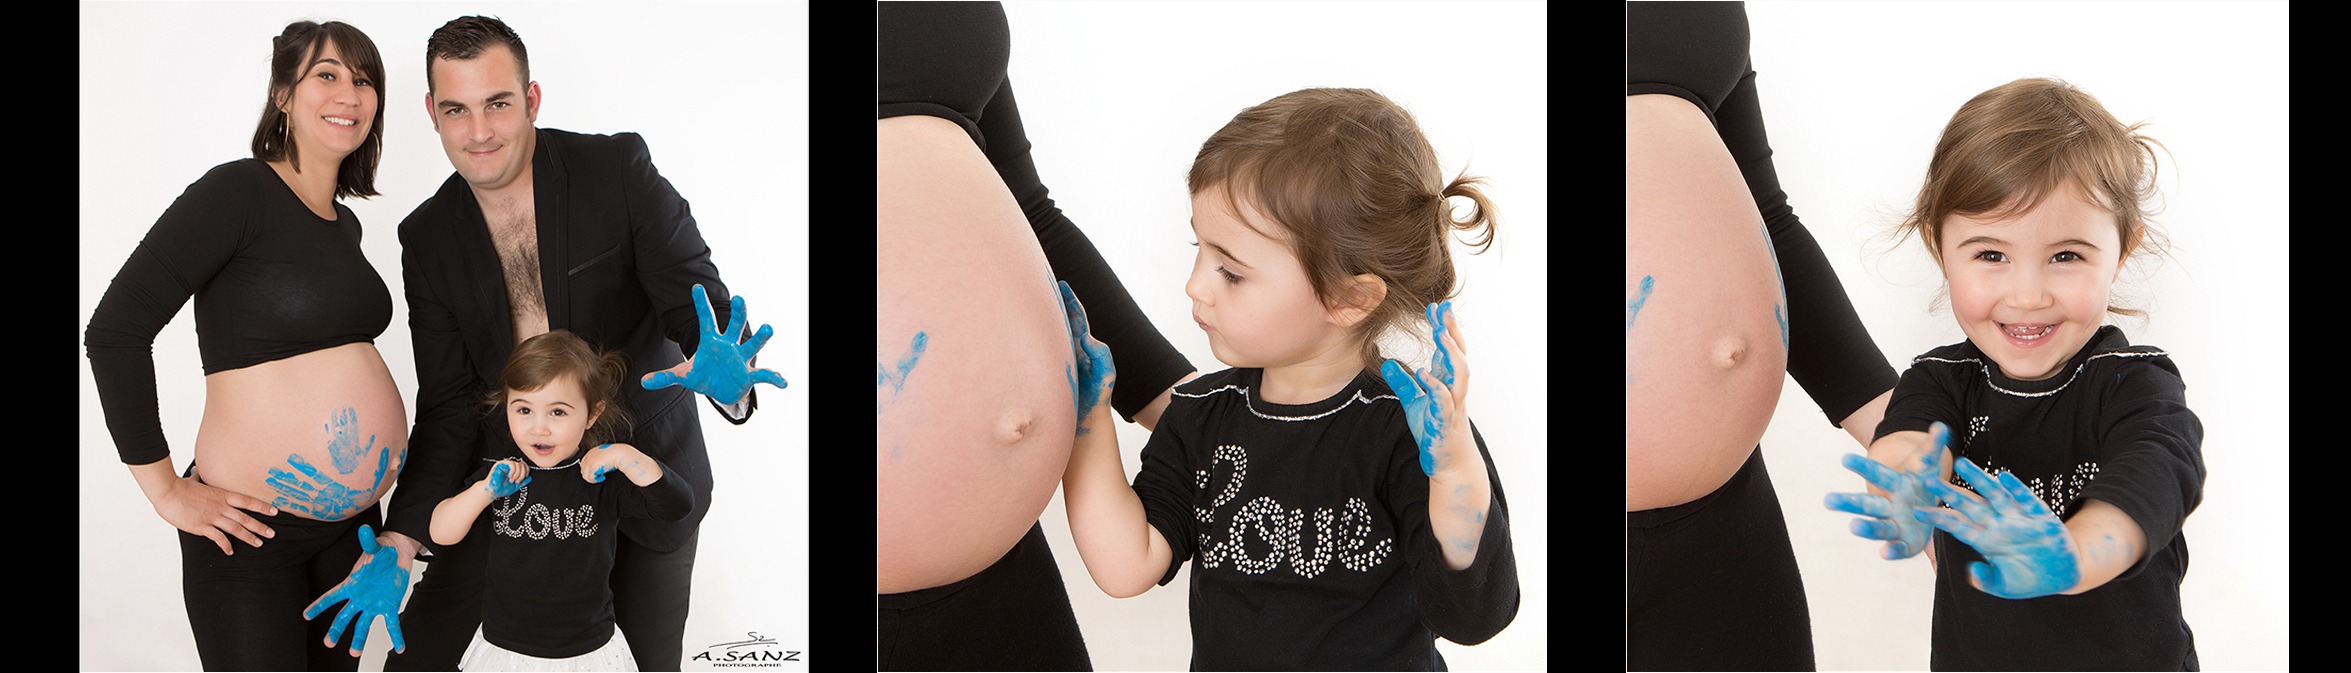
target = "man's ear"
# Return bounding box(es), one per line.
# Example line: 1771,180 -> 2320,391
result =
1328,273 -> 1388,329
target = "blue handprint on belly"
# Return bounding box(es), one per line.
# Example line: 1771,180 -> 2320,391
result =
324,407 -> 376,475
268,442 -> 397,520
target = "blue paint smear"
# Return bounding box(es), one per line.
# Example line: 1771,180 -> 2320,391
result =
324,407 -> 377,476
303,524 -> 409,655
267,441 -> 394,520
1777,304 -> 1789,351
1625,275 -> 1654,332
877,331 -> 929,417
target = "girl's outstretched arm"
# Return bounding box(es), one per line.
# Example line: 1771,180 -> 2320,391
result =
1061,402 -> 1173,598
1056,280 -> 1171,598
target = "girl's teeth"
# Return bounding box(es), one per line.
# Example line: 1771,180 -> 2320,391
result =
2004,324 -> 2053,340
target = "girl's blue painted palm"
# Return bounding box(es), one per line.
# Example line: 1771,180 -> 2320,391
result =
1383,302 -> 1460,476
303,525 -> 407,655
1824,421 -> 1951,559
486,461 -> 530,496
1914,456 -> 2081,599
642,284 -> 788,405
1057,281 -> 1114,432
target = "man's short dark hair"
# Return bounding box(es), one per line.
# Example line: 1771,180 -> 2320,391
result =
425,15 -> 528,92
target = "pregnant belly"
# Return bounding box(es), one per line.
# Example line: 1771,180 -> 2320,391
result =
194,343 -> 408,522
1625,94 -> 1788,512
877,115 -> 1078,593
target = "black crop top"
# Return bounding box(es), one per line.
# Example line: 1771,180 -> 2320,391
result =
85,158 -> 393,465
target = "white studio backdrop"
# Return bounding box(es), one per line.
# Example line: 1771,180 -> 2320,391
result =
79,2 -> 807,670
1002,2 -> 1549,670
1733,2 -> 2288,670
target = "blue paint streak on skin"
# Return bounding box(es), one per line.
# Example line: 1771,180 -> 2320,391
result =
1913,456 -> 2081,599
1626,275 -> 1654,332
1759,221 -> 1788,350
485,461 -> 530,497
1381,359 -> 1447,476
877,331 -> 929,417
268,442 -> 393,520
1060,281 -> 1114,436
303,524 -> 408,655
325,407 -> 376,476
642,284 -> 788,405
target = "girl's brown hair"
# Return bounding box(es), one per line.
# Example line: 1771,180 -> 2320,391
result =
484,330 -> 633,448
249,20 -> 386,199
1897,77 -> 2170,317
1187,88 -> 1498,367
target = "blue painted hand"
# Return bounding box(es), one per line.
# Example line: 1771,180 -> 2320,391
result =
303,525 -> 409,656
485,461 -> 531,497
1913,456 -> 2081,599
267,444 -> 393,520
1824,421 -> 1951,560
1058,280 -> 1116,433
642,284 -> 788,405
1381,302 -> 1467,476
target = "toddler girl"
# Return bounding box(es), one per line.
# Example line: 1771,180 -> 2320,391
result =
1825,77 -> 2203,670
1058,87 -> 1519,670
431,330 -> 694,671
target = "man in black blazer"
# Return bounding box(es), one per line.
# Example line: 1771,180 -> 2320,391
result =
375,16 -> 778,671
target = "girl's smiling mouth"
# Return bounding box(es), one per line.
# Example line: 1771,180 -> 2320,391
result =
1998,322 -> 2057,348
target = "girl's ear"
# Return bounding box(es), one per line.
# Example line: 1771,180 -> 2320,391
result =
1327,274 -> 1388,329
589,400 -> 607,428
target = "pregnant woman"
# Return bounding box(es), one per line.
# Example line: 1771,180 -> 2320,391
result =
85,20 -> 411,671
877,2 -> 1198,670
1625,3 -> 1899,670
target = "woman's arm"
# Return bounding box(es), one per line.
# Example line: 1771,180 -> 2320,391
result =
1060,402 -> 1173,598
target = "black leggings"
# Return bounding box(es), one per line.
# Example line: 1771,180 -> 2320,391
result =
1627,449 -> 1815,671
178,465 -> 381,671
878,521 -> 1090,671
384,515 -> 699,671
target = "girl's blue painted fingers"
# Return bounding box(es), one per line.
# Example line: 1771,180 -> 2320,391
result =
641,284 -> 788,404
1823,421 -> 1949,560
304,525 -> 409,655
1910,456 -> 2080,599
486,462 -> 530,496
1380,359 -> 1447,476
1058,281 -> 1115,428
1427,302 -> 1456,387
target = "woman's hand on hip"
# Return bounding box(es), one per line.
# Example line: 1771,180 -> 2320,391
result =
152,472 -> 278,555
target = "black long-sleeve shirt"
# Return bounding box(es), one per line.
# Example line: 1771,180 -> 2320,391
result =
1877,325 -> 2203,670
879,0 -> 1194,421
461,452 -> 694,658
1131,368 -> 1518,670
85,158 -> 392,466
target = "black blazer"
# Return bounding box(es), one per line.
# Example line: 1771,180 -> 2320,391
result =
387,128 -> 751,554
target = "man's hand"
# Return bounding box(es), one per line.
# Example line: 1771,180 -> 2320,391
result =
303,524 -> 410,657
642,284 -> 788,405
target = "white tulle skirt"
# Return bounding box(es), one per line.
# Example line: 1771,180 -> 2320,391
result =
458,625 -> 637,671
